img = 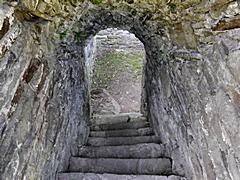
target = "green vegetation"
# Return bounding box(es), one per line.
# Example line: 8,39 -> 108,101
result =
91,0 -> 103,5
92,51 -> 144,89
59,30 -> 67,40
59,30 -> 84,42
127,53 -> 144,76
74,31 -> 84,42
168,3 -> 177,13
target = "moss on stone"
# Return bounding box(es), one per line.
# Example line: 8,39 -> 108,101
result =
74,31 -> 84,42
91,0 -> 103,5
168,3 -> 177,13
59,30 -> 67,40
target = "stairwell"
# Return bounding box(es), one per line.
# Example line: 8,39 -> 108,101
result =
58,113 -> 186,180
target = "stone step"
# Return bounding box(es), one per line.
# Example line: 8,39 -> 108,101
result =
87,136 -> 161,146
91,113 -> 146,125
79,143 -> 166,158
69,158 -> 172,175
90,127 -> 153,137
90,120 -> 150,131
58,173 -> 186,180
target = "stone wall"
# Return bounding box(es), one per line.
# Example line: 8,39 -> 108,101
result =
0,1 -> 240,180
95,28 -> 144,56
0,4 -> 90,180
84,37 -> 96,84
146,42 -> 240,179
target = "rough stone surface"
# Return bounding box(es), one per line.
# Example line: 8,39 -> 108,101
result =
87,135 -> 161,147
1,0 -> 240,180
58,173 -> 186,180
91,113 -> 145,125
64,114 -> 175,178
0,2 -> 91,180
69,157 -> 172,175
79,143 -> 166,158
90,127 -> 153,137
90,120 -> 150,131
95,28 -> 144,56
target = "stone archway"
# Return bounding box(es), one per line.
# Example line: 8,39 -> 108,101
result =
0,3 -> 192,179
58,5 -> 169,120
2,1 -> 240,180
53,5 -> 193,178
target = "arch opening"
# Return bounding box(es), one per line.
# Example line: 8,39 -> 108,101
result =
84,28 -> 146,115
73,7 -> 167,122
52,6 -> 177,179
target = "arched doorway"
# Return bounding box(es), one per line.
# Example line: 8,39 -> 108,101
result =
42,3 -> 189,179
71,7 -> 165,126
54,6 -> 175,178
84,28 -> 145,115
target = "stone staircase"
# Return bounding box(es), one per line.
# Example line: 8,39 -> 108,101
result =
58,113 -> 185,180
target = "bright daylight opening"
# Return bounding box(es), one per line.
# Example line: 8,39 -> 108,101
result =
84,28 -> 146,116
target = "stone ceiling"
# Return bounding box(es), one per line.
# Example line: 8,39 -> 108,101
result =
2,0 -> 240,49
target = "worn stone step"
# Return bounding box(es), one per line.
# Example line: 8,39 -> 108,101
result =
91,113 -> 146,125
90,127 -> 153,137
69,158 -> 172,175
79,143 -> 166,158
90,120 -> 150,131
58,173 -> 186,180
87,136 -> 161,146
